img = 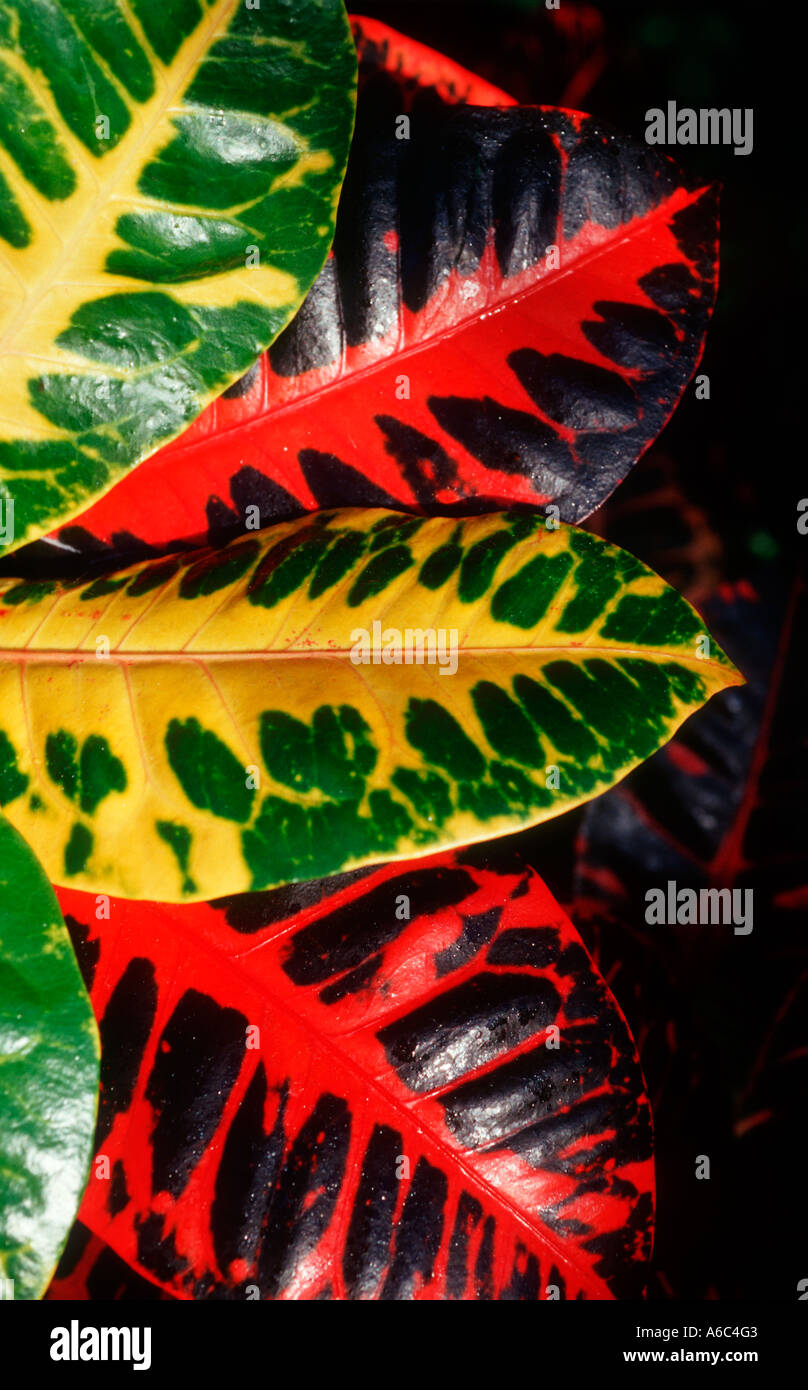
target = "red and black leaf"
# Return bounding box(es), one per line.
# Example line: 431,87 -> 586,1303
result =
28,19 -> 718,576
350,14 -> 517,109
47,1223 -> 173,1302
380,3 -> 608,114
55,849 -> 654,1301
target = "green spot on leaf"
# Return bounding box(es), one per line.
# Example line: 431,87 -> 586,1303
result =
179,540 -> 261,600
45,730 -> 126,813
64,822 -> 93,876
3,580 -> 56,605
471,681 -> 545,767
459,531 -> 519,602
557,530 -> 621,632
367,517 -> 423,552
601,589 -> 702,646
156,820 -> 197,895
392,766 -> 453,830
248,528 -> 331,609
514,674 -> 600,762
79,735 -> 127,814
405,699 -> 486,782
309,531 -> 366,599
0,730 -> 28,805
165,717 -> 254,823
46,730 -> 79,802
79,576 -> 128,602
259,704 -> 377,800
491,552 -> 574,627
127,558 -> 181,598
347,545 -> 413,606
419,541 -> 463,590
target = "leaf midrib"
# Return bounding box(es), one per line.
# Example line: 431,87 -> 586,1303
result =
85,885 -> 620,1299
0,643 -> 738,679
171,179 -> 710,454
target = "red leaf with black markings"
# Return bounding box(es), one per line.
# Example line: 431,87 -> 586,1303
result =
55,848 -> 654,1300
348,14 -> 517,109
47,1222 -> 174,1302
34,17 -> 718,573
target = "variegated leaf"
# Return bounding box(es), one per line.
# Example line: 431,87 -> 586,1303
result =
33,16 -> 719,566
0,0 -> 355,556
0,508 -> 742,901
55,848 -> 654,1301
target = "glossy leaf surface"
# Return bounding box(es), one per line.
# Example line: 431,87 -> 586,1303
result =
0,815 -> 99,1298
0,0 -> 356,557
47,1221 -> 173,1300
39,17 -> 718,563
0,509 -> 740,901
57,847 -> 654,1299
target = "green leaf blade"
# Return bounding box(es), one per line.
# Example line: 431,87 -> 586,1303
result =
0,816 -> 99,1299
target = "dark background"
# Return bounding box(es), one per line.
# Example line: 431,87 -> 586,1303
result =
357,0 -> 804,1301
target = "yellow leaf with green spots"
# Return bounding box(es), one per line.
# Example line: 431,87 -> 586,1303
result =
0,0 -> 356,557
0,509 -> 743,901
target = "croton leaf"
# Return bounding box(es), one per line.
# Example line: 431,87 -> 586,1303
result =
0,508 -> 741,901
48,1221 -> 173,1301
0,0 -> 356,558
35,15 -> 719,566
349,14 -> 516,108
55,847 -> 654,1299
0,814 -> 99,1299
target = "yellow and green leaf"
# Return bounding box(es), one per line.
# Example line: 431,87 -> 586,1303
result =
0,814 -> 99,1299
0,509 -> 743,901
0,0 -> 356,557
